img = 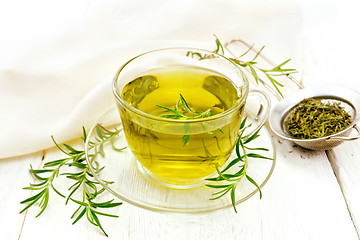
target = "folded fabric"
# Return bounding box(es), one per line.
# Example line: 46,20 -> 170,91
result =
0,0 -> 302,158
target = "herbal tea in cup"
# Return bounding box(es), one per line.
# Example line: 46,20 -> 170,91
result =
113,48 -> 269,189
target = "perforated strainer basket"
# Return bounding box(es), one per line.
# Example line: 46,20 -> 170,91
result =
269,85 -> 360,150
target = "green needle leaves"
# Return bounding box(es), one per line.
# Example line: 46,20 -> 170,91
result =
157,94 -> 214,119
206,117 -> 273,213
156,94 -> 214,145
20,125 -> 124,237
187,36 -> 297,98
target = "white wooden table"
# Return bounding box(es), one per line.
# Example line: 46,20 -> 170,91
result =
2,118 -> 360,240
1,0 -> 360,239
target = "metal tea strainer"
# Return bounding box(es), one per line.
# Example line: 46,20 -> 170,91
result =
268,85 -> 360,150
224,39 -> 360,151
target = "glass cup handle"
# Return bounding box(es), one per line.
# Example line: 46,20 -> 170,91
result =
242,89 -> 271,137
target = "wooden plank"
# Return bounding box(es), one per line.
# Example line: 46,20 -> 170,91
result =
0,152 -> 43,240
233,134 -> 359,240
327,141 -> 360,237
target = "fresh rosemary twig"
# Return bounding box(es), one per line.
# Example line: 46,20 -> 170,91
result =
230,52 -> 296,98
156,94 -> 214,145
20,125 -> 124,237
156,94 -> 214,119
206,117 -> 273,213
188,35 -> 297,98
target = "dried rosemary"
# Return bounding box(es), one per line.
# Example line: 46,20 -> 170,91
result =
284,98 -> 352,139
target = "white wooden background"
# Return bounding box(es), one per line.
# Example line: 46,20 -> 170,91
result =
1,0 -> 360,239
2,127 -> 360,240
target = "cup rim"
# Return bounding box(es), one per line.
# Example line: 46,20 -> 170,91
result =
112,47 -> 248,123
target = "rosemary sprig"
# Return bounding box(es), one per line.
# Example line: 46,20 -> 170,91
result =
156,94 -> 214,119
186,35 -> 224,60
206,117 -> 273,213
20,125 -> 124,237
230,50 -> 296,98
156,94 -> 214,145
188,35 -> 296,98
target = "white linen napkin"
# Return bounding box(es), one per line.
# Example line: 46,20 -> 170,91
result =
0,0 -> 303,158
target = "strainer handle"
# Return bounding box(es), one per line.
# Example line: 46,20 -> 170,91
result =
329,125 -> 360,141
243,89 -> 271,137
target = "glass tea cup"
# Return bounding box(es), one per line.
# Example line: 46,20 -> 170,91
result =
113,47 -> 270,189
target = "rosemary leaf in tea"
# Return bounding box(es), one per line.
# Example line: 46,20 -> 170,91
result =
284,98 -> 352,139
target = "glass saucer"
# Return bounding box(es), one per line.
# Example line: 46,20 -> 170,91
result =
84,107 -> 276,213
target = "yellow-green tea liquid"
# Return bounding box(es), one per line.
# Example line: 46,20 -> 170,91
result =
120,66 -> 244,184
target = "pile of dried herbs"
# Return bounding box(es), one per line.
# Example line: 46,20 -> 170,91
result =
284,98 -> 352,139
